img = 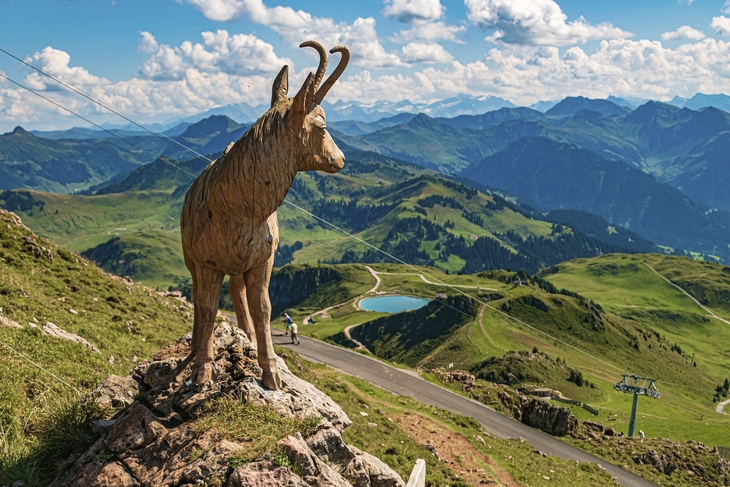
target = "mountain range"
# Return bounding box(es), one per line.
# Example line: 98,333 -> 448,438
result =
462,136 -> 730,258
3,93 -> 730,265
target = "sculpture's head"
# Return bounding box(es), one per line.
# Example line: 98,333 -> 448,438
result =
272,41 -> 349,174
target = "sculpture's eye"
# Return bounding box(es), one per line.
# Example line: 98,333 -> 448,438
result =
312,113 -> 326,131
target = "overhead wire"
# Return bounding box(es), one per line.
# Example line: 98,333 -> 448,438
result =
0,71 -> 205,180
1,72 -> 156,157
0,339 -> 82,395
0,45 -> 214,164
0,50 -> 632,376
5,49 -> 715,393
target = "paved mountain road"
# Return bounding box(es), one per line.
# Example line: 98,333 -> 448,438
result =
272,331 -> 657,487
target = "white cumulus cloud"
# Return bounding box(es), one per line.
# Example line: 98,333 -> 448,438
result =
465,0 -> 632,46
383,0 -> 443,24
24,47 -> 108,91
392,21 -> 465,43
139,30 -> 290,81
181,0 -> 405,69
711,16 -> 730,36
661,26 -> 705,41
401,42 -> 453,63
138,31 -> 159,53
178,0 -> 248,21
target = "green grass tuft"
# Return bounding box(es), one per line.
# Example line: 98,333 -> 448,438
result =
194,396 -> 320,465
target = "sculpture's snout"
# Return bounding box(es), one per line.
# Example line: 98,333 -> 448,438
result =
313,148 -> 345,174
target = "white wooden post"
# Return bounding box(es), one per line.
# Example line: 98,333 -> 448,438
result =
406,458 -> 426,487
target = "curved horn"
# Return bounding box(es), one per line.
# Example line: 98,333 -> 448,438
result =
314,45 -> 350,105
299,40 -> 328,93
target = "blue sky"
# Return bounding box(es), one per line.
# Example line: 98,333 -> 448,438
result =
2,0 -> 730,131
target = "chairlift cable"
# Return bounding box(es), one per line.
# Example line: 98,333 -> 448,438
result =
0,74 -> 201,180
3,57 -> 709,393
0,45 -> 214,164
0,339 -> 82,395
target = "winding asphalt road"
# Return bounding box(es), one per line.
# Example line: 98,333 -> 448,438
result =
273,331 -> 657,487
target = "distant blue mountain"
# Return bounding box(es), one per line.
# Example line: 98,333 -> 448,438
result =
438,107 -> 546,130
606,96 -> 638,109
461,136 -> 730,260
546,96 -> 630,118
178,102 -> 266,125
668,92 -> 730,112
528,100 -> 559,112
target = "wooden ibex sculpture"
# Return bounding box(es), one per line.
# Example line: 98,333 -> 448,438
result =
181,41 -> 349,388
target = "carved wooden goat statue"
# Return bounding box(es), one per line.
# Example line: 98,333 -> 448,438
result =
181,41 -> 349,388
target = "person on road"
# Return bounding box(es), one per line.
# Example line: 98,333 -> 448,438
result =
290,322 -> 300,345
284,313 -> 293,335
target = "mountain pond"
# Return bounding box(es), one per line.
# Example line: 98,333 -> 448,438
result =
358,295 -> 430,313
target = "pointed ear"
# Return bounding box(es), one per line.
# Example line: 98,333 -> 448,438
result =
290,72 -> 315,125
271,65 -> 289,107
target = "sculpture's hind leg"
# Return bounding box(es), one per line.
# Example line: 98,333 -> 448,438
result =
229,274 -> 255,341
244,260 -> 281,390
185,258 -> 202,357
191,264 -> 225,384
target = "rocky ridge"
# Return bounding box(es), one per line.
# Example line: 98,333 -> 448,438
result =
495,387 -> 578,437
51,324 -> 405,487
572,422 -> 730,485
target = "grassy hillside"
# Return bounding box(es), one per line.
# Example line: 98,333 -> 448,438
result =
0,189 -> 181,252
0,209 -> 625,487
0,208 -> 194,467
273,261 -> 730,449
80,231 -> 188,289
538,253 -> 730,383
1,150 -> 654,289
0,127 -> 151,193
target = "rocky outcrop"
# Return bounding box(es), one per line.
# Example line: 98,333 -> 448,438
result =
431,368 -> 475,392
87,375 -> 142,409
0,306 -> 101,352
520,398 -> 577,436
43,321 -> 101,354
497,388 -> 577,437
0,308 -> 22,329
53,324 -> 404,487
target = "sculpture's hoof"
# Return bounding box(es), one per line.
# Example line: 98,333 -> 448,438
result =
262,367 -> 282,390
193,362 -> 214,385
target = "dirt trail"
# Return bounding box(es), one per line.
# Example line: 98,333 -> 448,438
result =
477,303 -> 499,349
643,262 -> 730,326
376,271 -> 498,291
304,265 -> 382,324
343,322 -> 368,351
717,397 -> 730,414
395,413 -> 523,487
364,265 -> 381,293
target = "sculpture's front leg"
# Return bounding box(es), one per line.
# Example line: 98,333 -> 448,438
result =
245,259 -> 282,390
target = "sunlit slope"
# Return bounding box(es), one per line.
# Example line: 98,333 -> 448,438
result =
538,253 -> 730,382
80,231 -> 187,289
0,208 -> 192,424
3,150 -> 658,287
5,189 -> 181,252
335,266 -> 730,445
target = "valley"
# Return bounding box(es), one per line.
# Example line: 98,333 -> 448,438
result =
4,95 -> 730,486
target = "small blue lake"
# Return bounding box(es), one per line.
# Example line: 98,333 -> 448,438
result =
359,295 -> 430,313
